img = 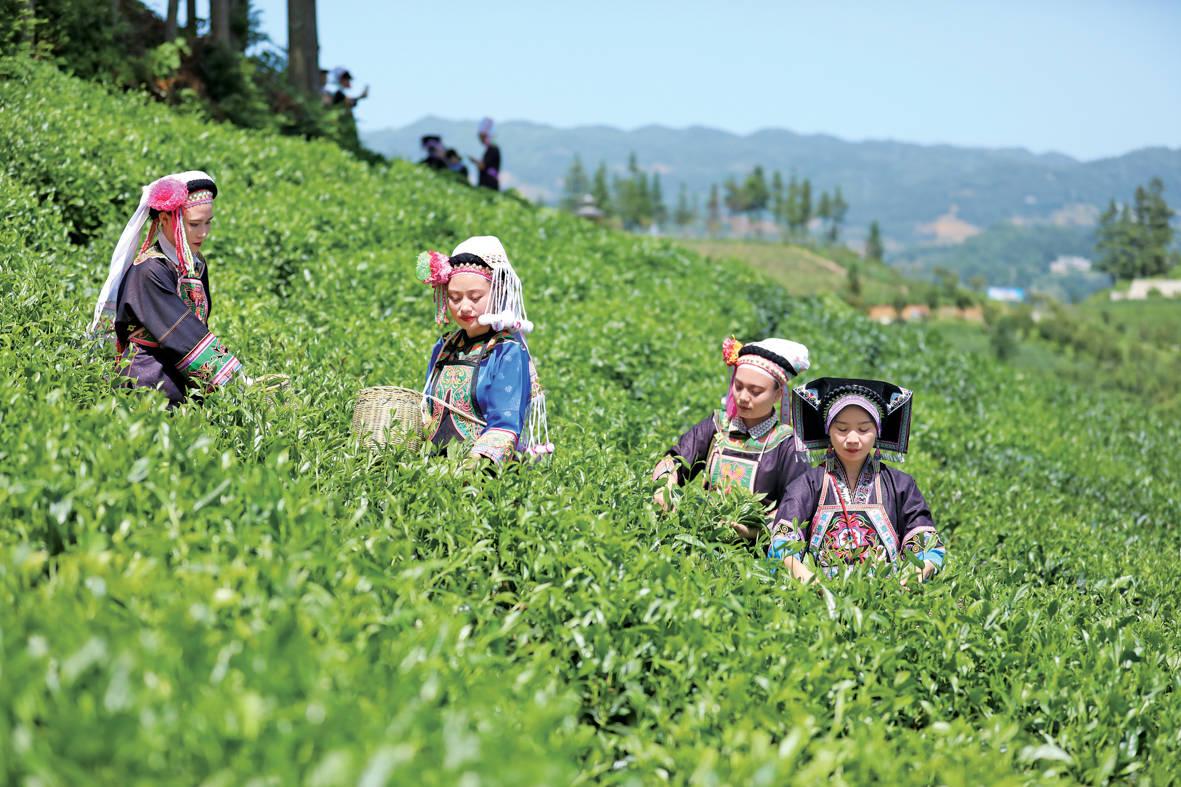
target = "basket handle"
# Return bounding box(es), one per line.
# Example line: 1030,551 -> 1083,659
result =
421,391 -> 488,428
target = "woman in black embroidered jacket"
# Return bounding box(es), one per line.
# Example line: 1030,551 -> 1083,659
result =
90,170 -> 241,406
770,377 -> 946,585
652,337 -> 813,539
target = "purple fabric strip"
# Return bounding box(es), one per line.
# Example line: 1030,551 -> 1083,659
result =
825,394 -> 881,432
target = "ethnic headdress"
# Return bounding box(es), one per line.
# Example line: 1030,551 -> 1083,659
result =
721,336 -> 811,422
90,170 -> 218,335
415,235 -> 533,334
791,377 -> 913,460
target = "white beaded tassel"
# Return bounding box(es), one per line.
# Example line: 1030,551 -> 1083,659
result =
478,263 -> 533,334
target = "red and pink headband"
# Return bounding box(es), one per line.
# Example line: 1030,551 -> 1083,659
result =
416,250 -> 494,287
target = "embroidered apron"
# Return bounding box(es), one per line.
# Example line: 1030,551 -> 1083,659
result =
703,414 -> 792,495
808,470 -> 900,577
425,333 -> 503,447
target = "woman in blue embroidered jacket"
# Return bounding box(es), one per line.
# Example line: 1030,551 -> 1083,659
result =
418,236 -> 551,464
770,377 -> 946,585
652,337 -> 812,539
90,171 -> 241,407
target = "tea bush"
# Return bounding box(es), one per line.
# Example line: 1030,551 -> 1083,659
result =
2,58 -> 1180,784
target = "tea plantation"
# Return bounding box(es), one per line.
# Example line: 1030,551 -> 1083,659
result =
2,58 -> 1179,785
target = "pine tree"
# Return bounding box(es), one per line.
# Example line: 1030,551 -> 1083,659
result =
865,220 -> 884,262
1138,177 -> 1175,276
591,163 -> 612,218
785,175 -> 802,236
799,178 -> 813,234
560,155 -> 590,213
614,152 -> 649,230
847,262 -> 862,297
1095,200 -> 1125,279
707,184 -> 721,237
722,177 -> 744,216
770,171 -> 785,230
650,173 -> 667,226
828,186 -> 848,243
1096,180 -> 1176,281
673,183 -> 695,229
743,165 -> 769,220
816,191 -> 832,242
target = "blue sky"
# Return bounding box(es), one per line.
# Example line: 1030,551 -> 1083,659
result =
148,1 -> 1180,160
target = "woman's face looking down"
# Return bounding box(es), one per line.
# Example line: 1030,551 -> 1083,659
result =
829,404 -> 878,467
447,272 -> 492,331
731,365 -> 779,422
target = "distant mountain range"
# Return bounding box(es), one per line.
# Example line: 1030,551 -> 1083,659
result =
364,117 -> 1181,247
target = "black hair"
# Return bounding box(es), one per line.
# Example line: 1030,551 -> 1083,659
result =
448,252 -> 491,270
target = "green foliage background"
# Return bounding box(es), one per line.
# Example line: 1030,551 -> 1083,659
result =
2,58 -> 1180,784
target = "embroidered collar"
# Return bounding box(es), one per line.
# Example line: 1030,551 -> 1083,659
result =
730,413 -> 779,439
828,458 -> 877,506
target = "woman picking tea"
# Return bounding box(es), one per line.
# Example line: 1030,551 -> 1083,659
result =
417,236 -> 551,464
652,337 -> 812,538
770,378 -> 946,584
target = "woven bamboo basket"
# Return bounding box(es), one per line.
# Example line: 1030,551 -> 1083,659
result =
352,386 -> 429,449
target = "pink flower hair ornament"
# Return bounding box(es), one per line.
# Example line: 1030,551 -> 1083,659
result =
722,336 -> 743,367
147,177 -> 189,212
416,250 -> 453,286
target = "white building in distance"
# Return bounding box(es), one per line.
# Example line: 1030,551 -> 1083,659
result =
1049,255 -> 1092,275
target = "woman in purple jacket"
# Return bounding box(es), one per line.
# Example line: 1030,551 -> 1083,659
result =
770,377 -> 946,585
652,337 -> 812,540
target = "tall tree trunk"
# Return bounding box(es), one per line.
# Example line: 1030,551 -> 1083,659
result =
229,0 -> 250,52
184,0 -> 198,38
165,0 -> 179,40
287,0 -> 319,95
210,0 -> 231,46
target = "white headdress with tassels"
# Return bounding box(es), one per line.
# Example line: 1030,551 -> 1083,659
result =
451,235 -> 533,334
415,235 -> 551,458
89,170 -> 216,337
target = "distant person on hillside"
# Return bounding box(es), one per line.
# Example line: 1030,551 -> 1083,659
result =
318,68 -> 331,106
419,135 -> 447,170
328,66 -> 369,110
444,148 -> 470,183
652,338 -> 812,539
770,378 -> 946,586
416,236 -> 551,463
469,117 -> 501,191
89,171 -> 242,406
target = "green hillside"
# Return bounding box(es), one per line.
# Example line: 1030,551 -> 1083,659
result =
3,58 -> 1181,784
680,238 -> 920,306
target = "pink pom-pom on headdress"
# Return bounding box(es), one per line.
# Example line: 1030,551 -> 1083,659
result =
722,336 -> 743,367
416,250 -> 453,286
148,177 -> 189,212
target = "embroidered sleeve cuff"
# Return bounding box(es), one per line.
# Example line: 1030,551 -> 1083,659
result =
177,333 -> 241,390
470,428 -> 518,463
767,528 -> 805,561
917,547 -> 946,571
902,528 -> 945,572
